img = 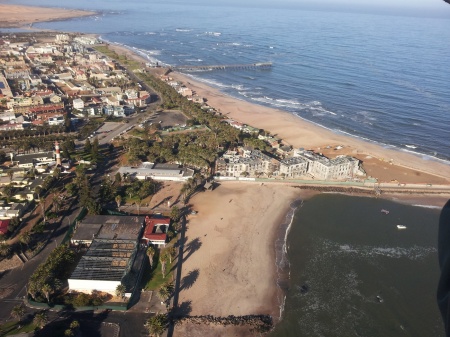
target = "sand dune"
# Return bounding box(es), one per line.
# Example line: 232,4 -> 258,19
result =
0,4 -> 95,28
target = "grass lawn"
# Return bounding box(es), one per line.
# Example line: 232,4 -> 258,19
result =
0,320 -> 37,336
143,256 -> 174,291
94,45 -> 142,70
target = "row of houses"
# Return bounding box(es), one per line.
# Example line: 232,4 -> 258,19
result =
0,33 -> 152,130
216,147 -> 363,180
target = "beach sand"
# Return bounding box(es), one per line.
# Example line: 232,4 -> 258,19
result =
174,182 -> 306,336
105,42 -> 450,184
0,4 -> 95,28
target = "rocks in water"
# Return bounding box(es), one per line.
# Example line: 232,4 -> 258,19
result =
300,284 -> 309,295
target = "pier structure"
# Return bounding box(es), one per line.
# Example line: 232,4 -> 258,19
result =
173,62 -> 272,72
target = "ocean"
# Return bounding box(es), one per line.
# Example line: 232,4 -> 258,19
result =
3,0 -> 450,162
271,194 -> 443,337
1,1 -> 448,335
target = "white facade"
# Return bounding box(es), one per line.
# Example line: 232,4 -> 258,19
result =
68,279 -> 121,295
279,157 -> 308,178
73,98 -> 85,110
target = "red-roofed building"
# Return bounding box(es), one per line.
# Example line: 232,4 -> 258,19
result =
0,219 -> 10,235
142,215 -> 170,247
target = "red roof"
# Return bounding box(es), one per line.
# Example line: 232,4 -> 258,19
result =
0,219 -> 10,235
143,216 -> 170,242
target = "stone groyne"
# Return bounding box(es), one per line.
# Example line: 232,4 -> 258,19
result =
175,314 -> 273,333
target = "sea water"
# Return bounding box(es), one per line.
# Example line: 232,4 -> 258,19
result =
5,0 -> 450,162
270,194 -> 443,337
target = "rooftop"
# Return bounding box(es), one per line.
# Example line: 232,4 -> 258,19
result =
69,238 -> 137,281
79,215 -> 145,241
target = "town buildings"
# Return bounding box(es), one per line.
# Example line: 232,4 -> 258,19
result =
215,147 -> 362,180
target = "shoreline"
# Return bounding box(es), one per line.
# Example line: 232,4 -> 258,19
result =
274,197 -> 309,321
102,40 -> 450,184
173,182 -> 301,336
0,4 -> 96,29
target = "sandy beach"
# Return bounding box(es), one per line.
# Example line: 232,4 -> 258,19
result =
174,182 -> 307,336
105,43 -> 450,185
0,4 -> 95,28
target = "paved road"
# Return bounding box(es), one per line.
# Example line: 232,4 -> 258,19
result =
0,194 -> 80,323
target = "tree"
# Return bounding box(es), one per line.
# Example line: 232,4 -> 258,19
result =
158,281 -> 174,303
64,329 -> 75,337
41,283 -> 53,303
167,246 -> 177,264
33,311 -> 48,329
115,284 -> 126,299
39,197 -> 47,221
2,184 -> 15,201
19,231 -> 31,249
114,172 -> 122,185
145,314 -> 168,337
91,137 -> 99,160
160,250 -> 168,278
52,194 -> 63,214
170,206 -> 181,222
7,169 -> 14,182
84,138 -> 92,153
34,186 -> 42,200
70,320 -> 80,330
11,304 -> 25,322
146,246 -> 156,268
115,195 -> 122,209
0,243 -> 11,257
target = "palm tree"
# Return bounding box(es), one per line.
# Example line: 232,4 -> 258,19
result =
41,283 -> 53,303
0,243 -> 11,257
11,304 -> 25,322
7,170 -> 14,182
145,314 -> 168,337
64,329 -> 75,337
19,231 -> 31,249
167,246 -> 177,264
115,284 -> 126,299
52,194 -> 62,214
146,246 -> 156,269
69,320 -> 80,330
33,311 -> 48,329
160,251 -> 168,278
158,281 -> 174,303
170,206 -> 181,222
39,197 -> 47,221
115,195 -> 122,209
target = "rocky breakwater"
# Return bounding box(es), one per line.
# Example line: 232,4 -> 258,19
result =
176,314 -> 273,333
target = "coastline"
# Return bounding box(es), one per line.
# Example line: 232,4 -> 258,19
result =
174,182 -> 301,336
0,14 -> 448,333
0,4 -> 95,29
103,42 -> 450,185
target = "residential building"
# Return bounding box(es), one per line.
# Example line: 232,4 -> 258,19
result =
142,215 -> 170,247
279,157 -> 308,178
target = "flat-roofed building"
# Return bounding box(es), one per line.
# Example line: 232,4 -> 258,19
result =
279,156 -> 308,178
118,162 -> 194,182
68,215 -> 146,295
12,151 -> 55,168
